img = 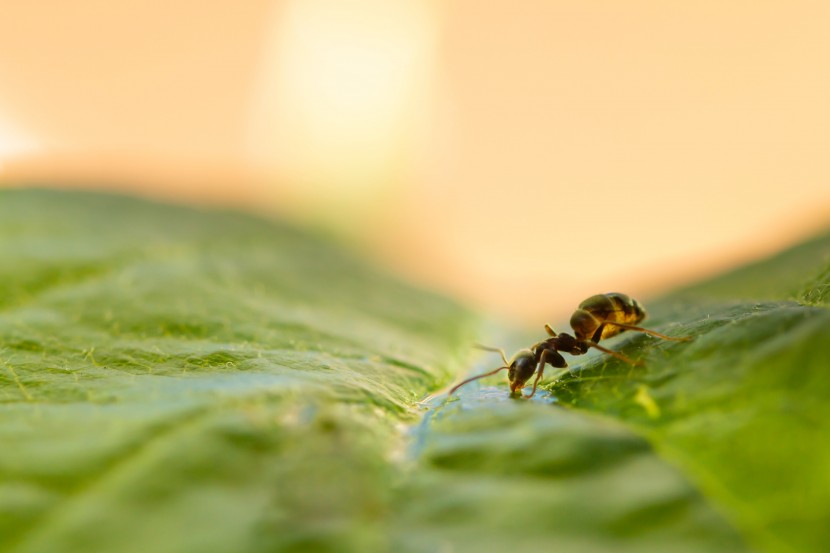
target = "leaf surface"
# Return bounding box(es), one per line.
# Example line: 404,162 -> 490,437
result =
0,189 -> 473,553
2,189 -> 828,553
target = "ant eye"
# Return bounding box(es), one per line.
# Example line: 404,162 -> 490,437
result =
508,368 -> 516,381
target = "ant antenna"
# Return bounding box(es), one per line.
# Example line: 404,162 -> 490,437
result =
448,366 -> 509,396
473,344 -> 509,366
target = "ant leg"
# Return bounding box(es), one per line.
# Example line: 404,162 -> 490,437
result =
584,341 -> 644,366
590,324 -> 605,344
474,344 -> 510,365
448,366 -> 509,396
544,324 -> 557,337
525,349 -> 567,399
525,365 -> 545,399
605,322 -> 692,341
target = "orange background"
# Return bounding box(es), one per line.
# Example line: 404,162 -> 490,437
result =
1,1 -> 828,324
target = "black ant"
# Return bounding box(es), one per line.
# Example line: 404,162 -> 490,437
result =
448,293 -> 692,399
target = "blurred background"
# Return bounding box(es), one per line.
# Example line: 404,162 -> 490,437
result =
0,0 -> 828,324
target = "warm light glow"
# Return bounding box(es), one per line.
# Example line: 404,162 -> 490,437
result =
249,0 -> 439,208
0,115 -> 40,173
0,2 -> 827,324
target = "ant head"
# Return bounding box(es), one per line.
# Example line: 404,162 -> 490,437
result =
508,349 -> 537,394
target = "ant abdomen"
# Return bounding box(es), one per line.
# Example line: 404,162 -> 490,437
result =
570,292 -> 647,342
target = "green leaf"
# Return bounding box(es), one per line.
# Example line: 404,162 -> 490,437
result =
672,229 -> 830,303
407,228 -> 830,553
2,189 -> 829,553
396,401 -> 746,552
545,235 -> 830,552
0,189 -> 475,553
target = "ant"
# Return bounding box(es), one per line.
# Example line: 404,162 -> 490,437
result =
448,293 -> 692,399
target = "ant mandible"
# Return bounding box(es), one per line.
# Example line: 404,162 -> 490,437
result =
448,293 -> 692,399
